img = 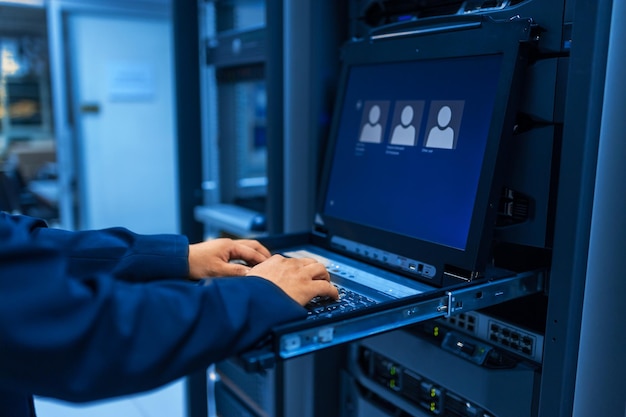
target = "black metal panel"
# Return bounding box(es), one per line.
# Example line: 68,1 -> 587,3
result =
538,0 -> 614,415
173,3 -> 206,417
265,0 -> 284,235
174,1 -> 204,244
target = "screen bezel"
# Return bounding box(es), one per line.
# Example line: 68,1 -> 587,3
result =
313,16 -> 532,284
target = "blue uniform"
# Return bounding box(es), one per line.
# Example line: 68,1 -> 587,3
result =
0,213 -> 305,416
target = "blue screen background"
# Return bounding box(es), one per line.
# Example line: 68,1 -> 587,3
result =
323,54 -> 502,250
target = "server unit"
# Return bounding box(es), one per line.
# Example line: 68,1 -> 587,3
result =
343,326 -> 540,417
210,348 -> 345,417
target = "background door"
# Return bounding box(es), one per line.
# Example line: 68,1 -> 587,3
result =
68,12 -> 179,233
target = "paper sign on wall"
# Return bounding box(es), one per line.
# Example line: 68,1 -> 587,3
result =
107,62 -> 155,101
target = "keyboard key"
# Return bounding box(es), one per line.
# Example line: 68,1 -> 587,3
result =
305,284 -> 376,319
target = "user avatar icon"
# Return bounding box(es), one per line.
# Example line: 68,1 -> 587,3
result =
390,105 -> 417,146
359,104 -> 383,143
425,106 -> 454,149
424,102 -> 464,150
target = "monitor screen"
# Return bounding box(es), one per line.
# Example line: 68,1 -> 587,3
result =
314,16 -> 531,284
323,54 -> 503,251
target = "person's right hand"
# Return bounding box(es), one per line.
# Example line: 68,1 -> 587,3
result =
246,255 -> 339,306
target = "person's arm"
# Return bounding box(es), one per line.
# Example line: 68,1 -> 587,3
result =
1,211 -> 188,281
0,212 -> 337,402
22,212 -> 273,282
32,220 -> 190,282
0,242 -> 306,402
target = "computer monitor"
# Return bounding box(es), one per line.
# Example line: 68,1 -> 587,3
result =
314,16 -> 531,285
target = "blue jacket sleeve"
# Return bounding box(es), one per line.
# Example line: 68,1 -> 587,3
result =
0,213 -> 307,402
21,214 -> 190,282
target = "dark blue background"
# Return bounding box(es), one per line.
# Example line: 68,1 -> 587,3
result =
323,54 -> 502,250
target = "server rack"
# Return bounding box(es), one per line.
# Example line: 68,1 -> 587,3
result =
171,0 -> 621,416
339,1 -> 568,416
191,1 -> 349,416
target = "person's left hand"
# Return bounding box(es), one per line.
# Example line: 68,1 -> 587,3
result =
187,238 -> 272,279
